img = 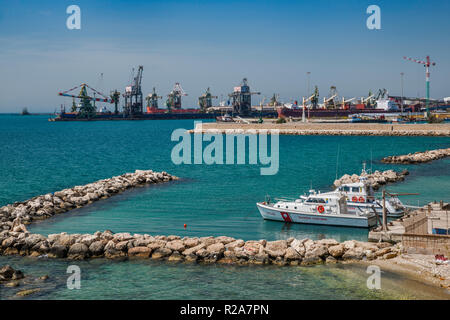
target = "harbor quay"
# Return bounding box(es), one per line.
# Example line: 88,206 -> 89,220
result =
189,122 -> 450,136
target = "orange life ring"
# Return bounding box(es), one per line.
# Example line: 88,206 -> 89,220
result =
359,196 -> 365,203
317,205 -> 325,213
352,196 -> 358,202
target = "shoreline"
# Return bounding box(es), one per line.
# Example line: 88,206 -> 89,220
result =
358,254 -> 450,293
188,122 -> 450,136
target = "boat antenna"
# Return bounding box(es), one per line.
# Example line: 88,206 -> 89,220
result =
335,144 -> 340,181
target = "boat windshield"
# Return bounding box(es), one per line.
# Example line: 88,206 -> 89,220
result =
306,198 -> 326,203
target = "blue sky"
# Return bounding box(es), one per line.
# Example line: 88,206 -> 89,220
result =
0,0 -> 449,112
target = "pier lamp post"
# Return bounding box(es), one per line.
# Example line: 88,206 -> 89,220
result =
400,72 -> 404,115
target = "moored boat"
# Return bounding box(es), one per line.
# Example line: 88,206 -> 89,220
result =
256,192 -> 377,228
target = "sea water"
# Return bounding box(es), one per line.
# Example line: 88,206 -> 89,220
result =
0,114 -> 449,299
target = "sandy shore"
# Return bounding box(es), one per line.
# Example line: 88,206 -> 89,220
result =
189,122 -> 450,136
359,253 -> 450,293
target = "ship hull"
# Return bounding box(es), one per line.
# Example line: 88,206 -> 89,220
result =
277,107 -> 406,118
256,203 -> 377,228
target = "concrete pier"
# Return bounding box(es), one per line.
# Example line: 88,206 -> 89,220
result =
189,122 -> 450,136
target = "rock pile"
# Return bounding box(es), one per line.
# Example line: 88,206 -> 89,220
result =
0,229 -> 401,265
333,169 -> 409,190
381,148 -> 450,164
0,170 -> 177,230
0,265 -> 24,282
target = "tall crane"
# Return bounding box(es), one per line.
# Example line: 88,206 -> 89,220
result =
403,55 -> 436,114
198,87 -> 217,112
146,87 -> 162,110
58,83 -> 114,118
323,86 -> 338,109
166,82 -> 187,111
229,78 -> 260,116
123,65 -> 144,116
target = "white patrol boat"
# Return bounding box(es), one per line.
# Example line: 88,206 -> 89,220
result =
332,173 -> 405,218
256,192 -> 377,228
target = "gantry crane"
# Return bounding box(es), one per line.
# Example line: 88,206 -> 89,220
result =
198,87 -> 217,112
310,86 -> 319,109
228,78 -> 260,116
268,94 -> 280,107
403,55 -> 436,114
323,86 -> 338,109
58,83 -> 115,118
166,82 -> 187,111
361,91 -> 375,108
339,97 -> 355,109
146,87 -> 162,110
123,65 -> 144,116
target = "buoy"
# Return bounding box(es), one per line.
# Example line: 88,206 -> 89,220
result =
317,205 -> 325,213
184,224 -> 187,229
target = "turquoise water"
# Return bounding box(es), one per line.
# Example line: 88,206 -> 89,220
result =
0,114 -> 449,299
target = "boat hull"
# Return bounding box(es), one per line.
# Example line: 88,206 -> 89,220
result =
346,202 -> 404,218
256,203 -> 377,228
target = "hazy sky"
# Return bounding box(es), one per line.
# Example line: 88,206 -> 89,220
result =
1,0 -> 449,112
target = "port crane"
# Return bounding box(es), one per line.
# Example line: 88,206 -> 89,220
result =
123,65 -> 144,116
403,55 -> 436,114
310,86 -> 319,109
229,78 -> 260,116
268,94 -> 281,107
146,87 -> 162,110
324,86 -> 339,109
361,92 -> 375,108
198,87 -> 217,112
58,83 -> 115,118
166,83 -> 187,111
339,97 -> 355,109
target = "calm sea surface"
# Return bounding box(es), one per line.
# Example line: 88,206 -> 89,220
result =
0,114 -> 449,299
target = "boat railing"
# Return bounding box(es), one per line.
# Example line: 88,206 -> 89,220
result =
273,197 -> 297,202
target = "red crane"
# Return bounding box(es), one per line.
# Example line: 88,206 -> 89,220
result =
403,55 -> 436,114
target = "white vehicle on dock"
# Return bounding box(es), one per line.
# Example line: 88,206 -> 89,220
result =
256,192 -> 377,228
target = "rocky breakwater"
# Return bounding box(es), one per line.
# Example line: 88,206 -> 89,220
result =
0,170 -> 177,231
381,148 -> 450,164
0,230 -> 402,265
334,169 -> 409,190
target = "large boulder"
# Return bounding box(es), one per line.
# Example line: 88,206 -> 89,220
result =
328,244 -> 345,258
206,242 -> 225,256
182,243 -> 205,256
49,244 -> 68,258
68,243 -> 89,260
89,241 -> 105,257
128,246 -> 151,258
165,240 -> 185,252
151,247 -> 172,259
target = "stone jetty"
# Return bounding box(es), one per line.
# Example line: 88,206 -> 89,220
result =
0,229 -> 402,265
381,148 -> 450,164
333,169 -> 409,190
0,170 -> 177,229
189,122 -> 450,136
